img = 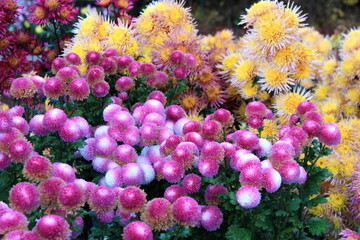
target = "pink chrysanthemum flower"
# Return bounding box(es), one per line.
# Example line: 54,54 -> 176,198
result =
8,138 -> 33,163
0,211 -> 28,235
88,186 -> 117,212
141,198 -> 174,231
9,182 -> 39,213
182,174 -> 201,194
10,77 -> 37,98
201,206 -> 223,232
68,78 -> 90,100
122,221 -> 153,240
35,215 -> 71,240
23,155 -> 52,182
121,163 -> 145,186
236,185 -> 261,209
52,162 -> 76,183
38,177 -> 65,209
118,186 -> 147,213
164,185 -> 186,203
173,196 -> 201,227
58,183 -> 85,211
113,144 -> 138,165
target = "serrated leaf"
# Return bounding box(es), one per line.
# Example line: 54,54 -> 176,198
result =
288,198 -> 301,211
308,218 -> 330,236
226,226 -> 252,240
275,210 -> 288,217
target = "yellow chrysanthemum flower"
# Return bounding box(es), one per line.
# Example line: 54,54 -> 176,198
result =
218,52 -> 242,76
240,0 -> 281,26
240,81 -> 258,99
230,59 -> 255,88
105,22 -> 138,56
253,11 -> 296,54
327,193 -> 346,211
271,42 -> 299,71
314,85 -> 330,101
274,87 -> 311,119
259,66 -> 294,93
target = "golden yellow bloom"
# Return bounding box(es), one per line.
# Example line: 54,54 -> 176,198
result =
259,66 -> 294,93
230,59 -> 255,89
314,85 -> 330,101
240,0 -> 280,26
274,88 -> 311,119
240,81 -> 258,99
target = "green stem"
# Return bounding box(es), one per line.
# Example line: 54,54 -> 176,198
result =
50,19 -> 61,52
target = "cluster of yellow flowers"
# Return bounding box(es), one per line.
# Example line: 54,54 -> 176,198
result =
307,28 -> 360,238
64,10 -> 139,73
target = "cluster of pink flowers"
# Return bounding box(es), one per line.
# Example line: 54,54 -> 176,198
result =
0,84 -> 342,239
29,0 -> 78,26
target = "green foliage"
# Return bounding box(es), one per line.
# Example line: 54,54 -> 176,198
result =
226,226 -> 252,240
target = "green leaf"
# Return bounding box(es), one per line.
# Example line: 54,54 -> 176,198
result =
308,218 -> 330,236
225,226 -> 252,240
288,198 -> 301,211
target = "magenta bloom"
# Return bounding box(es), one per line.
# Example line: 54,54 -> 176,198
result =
236,185 -> 261,209
201,206 -> 223,231
182,174 -> 201,194
122,221 -> 153,240
9,182 -> 39,213
141,198 -> 174,231
68,78 -> 90,100
43,108 -> 67,131
118,186 -> 147,213
173,196 -> 201,226
89,186 -> 117,212
0,211 -> 28,235
35,215 -> 71,240
23,155 -> 52,181
318,123 -> 341,146
164,185 -> 186,203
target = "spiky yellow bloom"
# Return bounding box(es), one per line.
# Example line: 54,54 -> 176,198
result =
342,28 -> 360,55
259,65 -> 295,93
274,87 -> 311,119
218,52 -> 242,76
320,101 -> 340,115
314,85 -> 330,101
230,59 -> 255,88
340,57 -> 358,77
343,104 -> 357,116
240,0 -> 281,26
292,62 -> 312,81
281,2 -> 307,30
327,193 -> 346,211
136,0 -> 195,50
259,119 -> 279,141
346,88 -> 360,104
309,204 -> 324,216
252,11 -> 297,54
321,58 -> 337,78
240,81 -> 258,99
105,22 -> 138,56
73,10 -> 103,38
323,114 -> 336,123
271,42 -> 299,71
184,112 -> 204,123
